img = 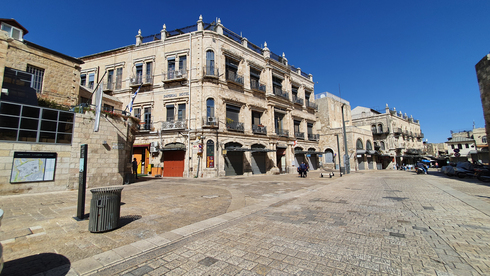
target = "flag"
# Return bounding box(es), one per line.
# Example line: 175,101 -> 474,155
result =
127,85 -> 141,113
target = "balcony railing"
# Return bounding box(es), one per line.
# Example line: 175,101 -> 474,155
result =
203,116 -> 219,127
226,121 -> 244,132
305,101 -> 318,110
131,74 -> 153,86
295,132 -> 304,139
292,95 -> 304,105
226,70 -> 244,85
103,81 -> 114,92
394,128 -> 402,134
163,69 -> 187,83
372,128 -> 390,135
161,120 -> 187,130
308,133 -> 319,141
276,129 -> 289,137
137,121 -> 153,131
252,125 -> 267,135
273,87 -> 289,99
204,66 -> 219,77
250,79 -> 266,92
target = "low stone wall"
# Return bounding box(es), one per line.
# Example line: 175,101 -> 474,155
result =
0,112 -> 135,195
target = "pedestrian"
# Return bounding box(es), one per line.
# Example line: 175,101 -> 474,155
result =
299,162 -> 307,178
132,158 -> 139,179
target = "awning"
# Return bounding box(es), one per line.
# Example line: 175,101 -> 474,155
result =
133,144 -> 150,148
250,148 -> 276,153
356,150 -> 366,155
225,147 -> 251,152
367,150 -> 376,155
467,150 -> 478,155
161,143 -> 186,151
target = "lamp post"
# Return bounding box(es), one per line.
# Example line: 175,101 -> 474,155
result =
342,104 -> 350,174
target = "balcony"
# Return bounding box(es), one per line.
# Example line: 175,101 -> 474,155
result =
372,128 -> 390,136
273,87 -> 289,100
226,121 -> 244,132
204,66 -> 219,78
276,129 -> 289,137
250,79 -> 266,93
163,69 -> 187,83
161,120 -> 187,130
130,74 -> 153,87
305,101 -> 318,110
252,124 -> 267,135
203,116 -> 219,128
394,128 -> 402,134
137,121 -> 153,131
308,134 -> 319,141
226,70 -> 244,86
292,95 -> 304,106
295,132 -> 305,140
103,81 -> 114,92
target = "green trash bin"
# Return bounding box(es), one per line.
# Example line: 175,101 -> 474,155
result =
89,187 -> 123,233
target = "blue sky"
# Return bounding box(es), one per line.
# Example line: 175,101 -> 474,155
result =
2,0 -> 489,143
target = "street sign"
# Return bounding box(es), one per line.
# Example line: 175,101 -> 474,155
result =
455,152 -> 461,157
454,149 -> 460,153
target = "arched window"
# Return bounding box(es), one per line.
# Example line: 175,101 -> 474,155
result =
206,98 -> 215,118
377,124 -> 383,133
325,149 -> 334,163
206,50 -> 215,75
356,139 -> 363,150
371,125 -> 376,133
366,140 -> 373,151
483,136 -> 487,144
380,141 -> 385,150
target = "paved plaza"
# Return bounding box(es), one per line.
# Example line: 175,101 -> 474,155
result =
0,169 -> 489,275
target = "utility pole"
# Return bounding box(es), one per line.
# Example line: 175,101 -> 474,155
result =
341,104 -> 350,174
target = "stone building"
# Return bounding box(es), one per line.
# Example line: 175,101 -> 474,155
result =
315,92 -> 374,172
446,128 -> 488,164
351,104 -> 424,168
0,18 -> 83,106
476,54 -> 490,149
79,16 -> 319,178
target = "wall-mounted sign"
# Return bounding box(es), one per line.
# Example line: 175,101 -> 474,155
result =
10,152 -> 57,183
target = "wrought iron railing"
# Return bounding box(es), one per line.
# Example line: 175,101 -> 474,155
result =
270,52 -> 284,64
226,121 -> 244,132
276,129 -> 289,137
164,69 -> 187,81
301,71 -> 309,78
226,70 -> 244,85
250,79 -> 266,92
292,95 -> 304,105
273,87 -> 289,99
252,125 -> 267,135
372,128 -> 390,135
308,134 -> 319,141
137,121 -> 153,131
295,132 -> 305,139
161,120 -> 187,130
223,27 -> 242,44
247,42 -> 263,54
204,66 -> 219,77
131,74 -> 153,86
305,101 -> 318,110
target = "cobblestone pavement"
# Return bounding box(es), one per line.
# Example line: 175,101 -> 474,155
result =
2,169 -> 490,275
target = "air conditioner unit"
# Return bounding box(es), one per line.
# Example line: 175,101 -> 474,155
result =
150,141 -> 159,148
150,146 -> 158,153
207,117 -> 217,123
176,72 -> 183,78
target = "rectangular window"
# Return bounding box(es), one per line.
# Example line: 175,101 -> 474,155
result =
26,65 -> 45,93
179,56 -> 187,73
107,69 -> 114,90
1,22 -> 23,40
168,57 -> 175,79
166,105 -> 175,122
135,63 -> 143,84
115,67 -> 123,90
226,105 -> 240,123
225,57 -> 239,82
144,107 -> 151,130
80,74 -> 86,86
294,120 -> 301,133
103,104 -> 114,112
134,108 -> 141,119
275,112 -> 284,134
145,62 -> 152,83
252,111 -> 261,125
88,73 -> 95,89
307,123 -> 313,135
178,104 -> 186,121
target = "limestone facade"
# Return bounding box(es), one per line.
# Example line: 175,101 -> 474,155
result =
476,54 -> 490,149
351,104 -> 424,167
0,19 -> 83,106
0,111 -> 135,195
79,16 -> 318,178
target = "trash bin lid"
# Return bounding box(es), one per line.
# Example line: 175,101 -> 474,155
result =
90,187 -> 124,194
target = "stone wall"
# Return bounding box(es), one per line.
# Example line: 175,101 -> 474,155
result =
476,54 -> 490,147
0,112 -> 135,195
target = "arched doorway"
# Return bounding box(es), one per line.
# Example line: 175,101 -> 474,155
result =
224,142 -> 244,176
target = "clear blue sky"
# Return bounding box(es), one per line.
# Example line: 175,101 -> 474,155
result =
3,0 -> 489,143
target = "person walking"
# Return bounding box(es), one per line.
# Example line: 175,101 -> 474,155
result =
299,162 -> 307,178
132,158 -> 139,179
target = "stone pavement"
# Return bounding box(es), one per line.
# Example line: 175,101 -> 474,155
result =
1,169 -> 490,275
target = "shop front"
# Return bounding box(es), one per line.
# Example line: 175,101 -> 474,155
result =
161,142 -> 186,177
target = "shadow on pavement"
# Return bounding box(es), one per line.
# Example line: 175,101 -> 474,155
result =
3,252 -> 70,276
119,214 -> 142,228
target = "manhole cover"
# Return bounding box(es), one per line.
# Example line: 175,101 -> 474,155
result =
198,257 -> 218,267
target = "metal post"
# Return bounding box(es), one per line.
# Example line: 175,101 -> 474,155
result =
342,105 -> 350,174
76,144 -> 88,220
336,134 -> 342,174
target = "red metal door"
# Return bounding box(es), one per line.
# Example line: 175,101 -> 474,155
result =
163,151 -> 185,177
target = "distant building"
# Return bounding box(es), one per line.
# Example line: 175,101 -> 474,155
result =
446,128 -> 488,164
351,104 -> 425,168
